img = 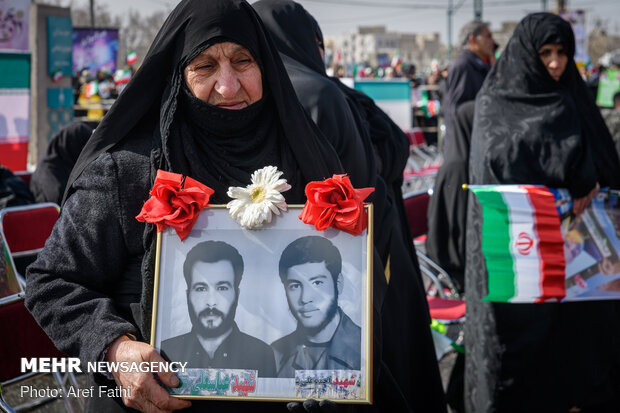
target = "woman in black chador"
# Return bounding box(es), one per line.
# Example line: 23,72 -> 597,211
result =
466,13 -> 620,413
25,0 -> 441,412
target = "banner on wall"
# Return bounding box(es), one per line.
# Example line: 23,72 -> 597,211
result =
353,80 -> 411,131
596,69 -> 620,108
47,88 -> 73,142
0,52 -> 30,171
0,0 -> 30,52
72,27 -> 119,74
47,16 -> 73,77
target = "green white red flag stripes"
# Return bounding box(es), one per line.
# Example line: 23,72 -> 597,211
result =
126,50 -> 138,65
469,185 -> 566,303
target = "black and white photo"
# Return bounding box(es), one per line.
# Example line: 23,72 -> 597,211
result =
159,240 -> 277,377
152,206 -> 371,402
272,236 -> 361,378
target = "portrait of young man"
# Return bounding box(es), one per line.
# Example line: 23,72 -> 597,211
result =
160,240 -> 277,377
272,235 -> 361,378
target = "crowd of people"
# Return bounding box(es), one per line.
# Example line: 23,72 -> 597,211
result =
0,1 -> 619,412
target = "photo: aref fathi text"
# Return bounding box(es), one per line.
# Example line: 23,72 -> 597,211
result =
20,385 -> 131,399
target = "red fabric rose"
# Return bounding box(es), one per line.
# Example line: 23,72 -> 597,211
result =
299,174 -> 374,235
136,170 -> 214,241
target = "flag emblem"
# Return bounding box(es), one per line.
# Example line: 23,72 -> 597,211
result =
516,232 -> 534,255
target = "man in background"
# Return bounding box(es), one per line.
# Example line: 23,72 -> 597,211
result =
442,20 -> 494,149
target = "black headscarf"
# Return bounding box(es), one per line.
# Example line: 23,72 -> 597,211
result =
64,0 -> 344,204
470,12 -> 620,196
260,0 -> 408,205
30,122 -> 92,205
253,0 -> 376,190
253,0 -> 325,76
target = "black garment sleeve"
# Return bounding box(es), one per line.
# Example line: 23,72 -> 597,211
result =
25,152 -> 139,365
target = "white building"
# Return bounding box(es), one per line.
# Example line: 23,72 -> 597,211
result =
328,26 -> 444,72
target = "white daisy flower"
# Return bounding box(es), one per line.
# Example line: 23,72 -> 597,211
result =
226,166 -> 292,229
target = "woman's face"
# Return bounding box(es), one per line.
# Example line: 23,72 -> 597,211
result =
184,41 -> 263,109
538,43 -> 568,82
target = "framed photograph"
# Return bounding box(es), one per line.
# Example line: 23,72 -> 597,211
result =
151,205 -> 373,403
0,229 -> 23,305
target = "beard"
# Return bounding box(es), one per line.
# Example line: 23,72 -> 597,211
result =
188,296 -> 238,339
292,294 -> 339,338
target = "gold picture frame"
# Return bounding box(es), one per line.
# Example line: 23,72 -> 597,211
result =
151,205 -> 373,403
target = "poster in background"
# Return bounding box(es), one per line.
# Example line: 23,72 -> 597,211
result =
47,16 -> 73,76
562,191 -> 620,301
47,88 -> 73,141
0,0 -> 29,52
560,10 -> 588,65
72,27 -> 119,74
596,69 -> 620,108
0,52 -> 29,171
354,79 -> 411,131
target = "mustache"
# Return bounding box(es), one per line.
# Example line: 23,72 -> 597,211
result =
198,307 -> 225,318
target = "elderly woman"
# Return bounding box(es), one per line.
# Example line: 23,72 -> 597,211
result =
466,13 -> 620,413
25,1 -> 437,412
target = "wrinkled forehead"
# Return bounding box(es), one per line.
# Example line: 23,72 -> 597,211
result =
193,41 -> 255,61
182,37 -> 263,72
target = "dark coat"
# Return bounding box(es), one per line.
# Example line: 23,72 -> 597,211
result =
426,100 -> 475,290
443,49 -> 489,149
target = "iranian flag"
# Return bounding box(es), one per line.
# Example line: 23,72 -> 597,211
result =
127,50 -> 138,65
469,185 -> 566,303
114,69 -> 131,85
84,80 -> 99,98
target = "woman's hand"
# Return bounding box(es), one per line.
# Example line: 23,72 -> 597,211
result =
105,335 -> 192,413
572,183 -> 599,216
